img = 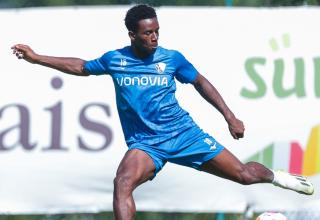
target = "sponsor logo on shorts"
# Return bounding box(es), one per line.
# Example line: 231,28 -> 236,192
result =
204,138 -> 217,150
210,142 -> 217,150
204,138 -> 212,145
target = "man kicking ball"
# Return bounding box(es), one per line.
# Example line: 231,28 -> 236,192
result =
12,4 -> 314,220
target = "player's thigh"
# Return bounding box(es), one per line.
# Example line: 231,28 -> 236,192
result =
200,148 -> 246,182
115,148 -> 156,188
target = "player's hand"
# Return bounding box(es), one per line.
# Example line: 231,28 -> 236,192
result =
227,117 -> 245,140
11,44 -> 38,64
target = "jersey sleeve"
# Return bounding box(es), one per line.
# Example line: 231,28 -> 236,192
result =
174,51 -> 198,84
83,52 -> 113,75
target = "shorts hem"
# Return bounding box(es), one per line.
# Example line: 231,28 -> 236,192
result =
128,146 -> 162,180
197,146 -> 225,170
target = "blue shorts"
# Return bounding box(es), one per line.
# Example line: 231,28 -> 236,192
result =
128,126 -> 224,178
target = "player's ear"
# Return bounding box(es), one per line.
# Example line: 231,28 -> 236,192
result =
128,31 -> 136,40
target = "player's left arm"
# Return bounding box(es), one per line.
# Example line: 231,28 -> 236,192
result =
192,73 -> 245,140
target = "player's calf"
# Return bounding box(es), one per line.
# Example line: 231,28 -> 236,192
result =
230,162 -> 273,185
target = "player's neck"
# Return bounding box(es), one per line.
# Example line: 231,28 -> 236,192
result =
130,45 -> 155,59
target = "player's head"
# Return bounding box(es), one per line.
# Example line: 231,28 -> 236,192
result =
125,4 -> 159,58
125,4 -> 157,33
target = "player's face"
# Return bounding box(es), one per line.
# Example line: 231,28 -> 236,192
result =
130,17 -> 159,57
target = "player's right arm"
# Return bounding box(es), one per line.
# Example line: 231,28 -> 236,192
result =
193,73 -> 245,140
11,44 -> 89,76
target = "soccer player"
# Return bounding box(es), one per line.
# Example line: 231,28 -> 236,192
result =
11,4 -> 314,220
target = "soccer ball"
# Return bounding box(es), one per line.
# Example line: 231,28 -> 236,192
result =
256,212 -> 287,220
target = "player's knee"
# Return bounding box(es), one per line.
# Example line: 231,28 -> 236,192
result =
114,174 -> 136,193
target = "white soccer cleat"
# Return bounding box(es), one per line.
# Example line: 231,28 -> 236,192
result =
272,170 -> 314,195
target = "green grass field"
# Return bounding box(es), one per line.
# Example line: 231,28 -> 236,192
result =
0,212 -> 253,220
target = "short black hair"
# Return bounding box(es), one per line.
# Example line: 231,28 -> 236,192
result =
125,4 -> 157,33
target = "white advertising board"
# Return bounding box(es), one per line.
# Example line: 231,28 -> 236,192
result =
0,6 -> 319,214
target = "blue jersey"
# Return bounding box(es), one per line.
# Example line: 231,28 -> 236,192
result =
84,46 -> 199,146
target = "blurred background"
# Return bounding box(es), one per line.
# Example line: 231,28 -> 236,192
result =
1,0 -> 320,220
1,0 -> 320,7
